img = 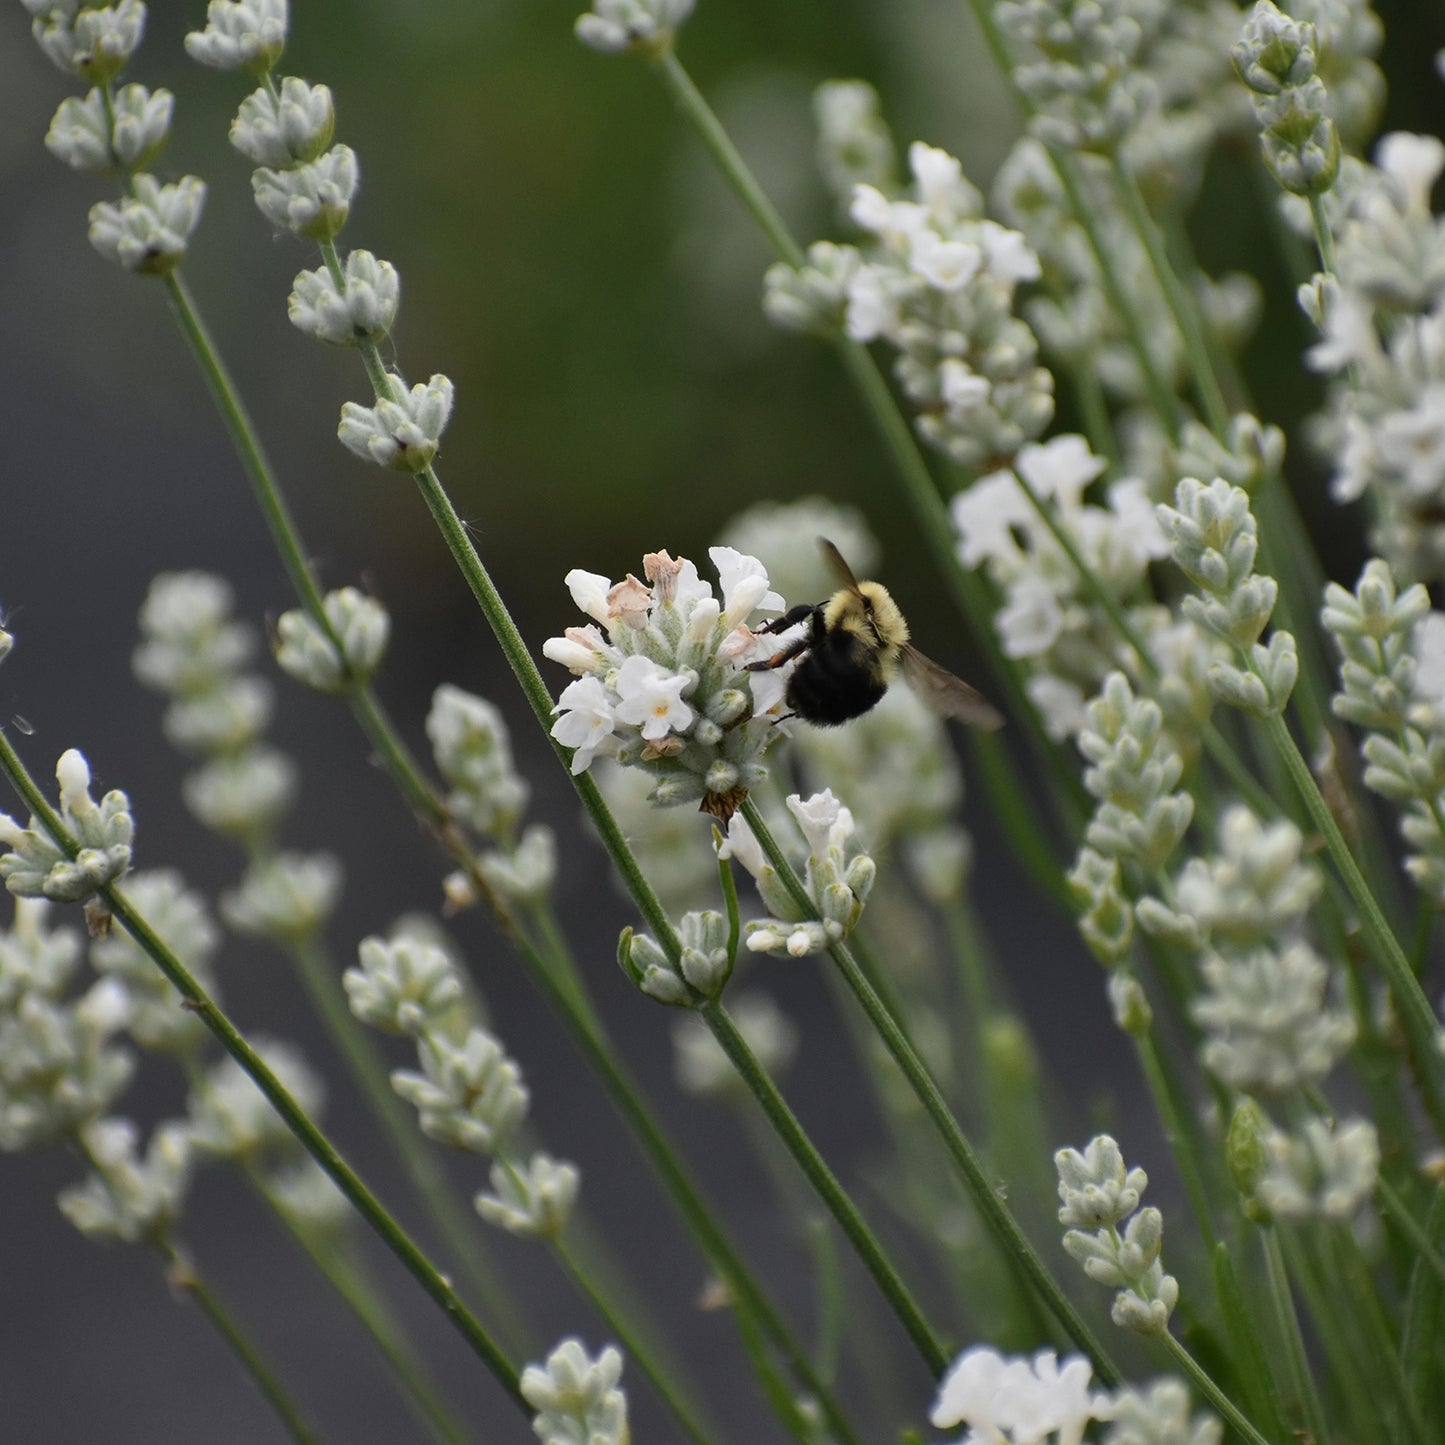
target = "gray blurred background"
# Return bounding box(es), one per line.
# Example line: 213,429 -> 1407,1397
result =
2,1 -> 1442,1441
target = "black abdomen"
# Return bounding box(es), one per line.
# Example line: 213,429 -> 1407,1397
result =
786,633 -> 887,725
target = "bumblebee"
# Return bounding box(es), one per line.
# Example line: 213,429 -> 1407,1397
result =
747,539 -> 1003,729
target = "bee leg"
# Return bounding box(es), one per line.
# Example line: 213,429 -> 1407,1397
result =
753,603 -> 819,637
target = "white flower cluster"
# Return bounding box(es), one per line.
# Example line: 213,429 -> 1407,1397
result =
574,0 -> 693,57
1299,134 -> 1445,581
0,750 -> 134,920
1067,671 -> 1193,974
427,686 -> 556,912
723,790 -> 875,960
764,136 -> 1053,469
544,546 -> 790,818
928,1342 -> 1221,1445
930,1345 -> 1111,1444
997,0 -> 1163,154
1157,477 -> 1298,718
346,932 -> 578,1239
1056,1134 -> 1178,1336
89,870 -> 220,1056
274,586 -> 390,694
30,3 -> 210,275
952,434 -> 1189,743
812,79 -> 898,218
185,0 -> 288,73
60,1116 -> 193,1244
0,901 -> 133,1151
1324,559 -> 1445,900
521,1338 -> 629,1445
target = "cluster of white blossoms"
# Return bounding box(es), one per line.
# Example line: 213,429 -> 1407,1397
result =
544,546 -> 791,818
133,573 -> 343,946
763,129 -> 1054,470
1323,559 -> 1445,901
1294,132 -> 1445,580
952,433 -> 1197,743
929,1342 -> 1220,1445
427,686 -> 556,914
1056,1135 -> 1178,1337
522,1338 -> 629,1445
346,929 -> 579,1240
32,0 -> 209,276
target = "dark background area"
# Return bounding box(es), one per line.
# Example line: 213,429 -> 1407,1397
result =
2,1 -> 1443,1442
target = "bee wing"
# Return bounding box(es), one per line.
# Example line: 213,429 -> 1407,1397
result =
898,644 -> 1004,730
818,537 -> 865,597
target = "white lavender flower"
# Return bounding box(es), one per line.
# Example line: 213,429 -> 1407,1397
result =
1157,478 -> 1297,717
996,0 -> 1161,153
477,825 -> 556,910
1068,848 -> 1135,966
673,990 -> 797,1098
289,250 -> 398,347
265,1155 -> 351,1239
544,547 -> 788,817
89,870 -> 219,1055
720,790 -> 874,959
134,573 -> 254,694
930,1345 -> 1111,1444
184,0 -> 288,73
221,851 -> 343,943
1257,1115 -> 1379,1222
0,750 -> 133,907
230,77 -> 334,167
59,1116 -> 192,1243
87,174 -> 206,276
574,0 -> 693,58
1191,941 -> 1355,1094
0,911 -> 132,1152
427,685 -> 530,840
187,1037 -> 322,1163
475,1153 -> 579,1241
391,1027 -> 529,1155
252,144 -> 357,241
1057,1135 -> 1178,1335
46,84 -> 173,174
161,676 -> 273,756
1076,673 -> 1193,874
182,748 -> 297,841
521,1339 -> 629,1445
621,907 -> 733,1004
1102,1379 -> 1221,1445
338,373 -> 454,473
345,934 -> 463,1037
34,0 -> 146,85
274,588 -> 389,692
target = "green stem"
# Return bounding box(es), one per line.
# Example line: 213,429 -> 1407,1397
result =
1260,1227 -> 1330,1445
700,999 -> 950,1376
739,798 -> 1122,1386
1263,711 -> 1445,1134
0,728 -> 526,1412
1378,1176 -> 1445,1290
1211,1242 -> 1291,1445
157,1241 -> 318,1444
1157,1331 -> 1275,1445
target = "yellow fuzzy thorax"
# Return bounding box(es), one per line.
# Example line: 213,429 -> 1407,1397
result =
822,581 -> 911,651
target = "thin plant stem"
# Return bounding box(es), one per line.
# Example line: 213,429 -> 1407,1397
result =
1211,1242 -> 1292,1445
1260,1226 -> 1330,1445
1156,1330 -> 1276,1445
248,1171 -> 471,1445
1378,1177 -> 1445,1289
738,798 -> 1122,1386
156,1241 -> 318,1444
0,728 -> 526,1412
699,998 -> 951,1376
552,1231 -> 717,1445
